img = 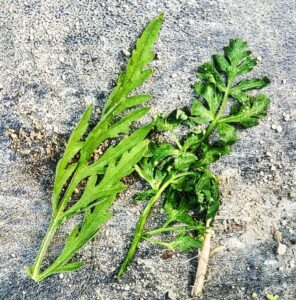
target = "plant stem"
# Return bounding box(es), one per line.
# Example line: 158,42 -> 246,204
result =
171,132 -> 182,150
142,237 -> 174,249
191,219 -> 212,297
30,219 -> 59,281
117,171 -> 194,278
116,178 -> 173,278
29,168 -> 82,281
143,225 -> 199,236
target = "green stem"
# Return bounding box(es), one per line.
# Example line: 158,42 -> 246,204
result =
143,225 -> 199,236
142,237 -> 174,250
117,172 -> 194,278
30,219 -> 59,281
171,132 -> 182,150
29,168 -> 82,281
116,178 -> 173,278
162,218 -> 173,229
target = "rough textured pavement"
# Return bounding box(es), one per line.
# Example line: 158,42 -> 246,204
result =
0,1 -> 295,299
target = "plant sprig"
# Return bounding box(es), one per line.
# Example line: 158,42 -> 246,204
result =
117,39 -> 270,298
25,14 -> 163,282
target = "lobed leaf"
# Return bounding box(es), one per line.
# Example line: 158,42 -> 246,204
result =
221,94 -> 270,127
190,100 -> 213,124
216,123 -> 237,144
168,233 -> 203,252
52,105 -> 93,213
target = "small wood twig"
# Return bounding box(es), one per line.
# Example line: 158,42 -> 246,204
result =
191,219 -> 212,298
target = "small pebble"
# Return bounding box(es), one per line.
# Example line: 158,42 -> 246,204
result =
274,230 -> 282,242
282,79 -> 286,84
271,165 -> 276,171
91,55 -> 99,62
59,273 -> 64,279
251,292 -> 258,299
276,125 -> 283,133
277,243 -> 287,255
122,49 -> 131,57
271,124 -> 277,130
166,290 -> 177,300
266,151 -> 272,157
36,132 -> 42,140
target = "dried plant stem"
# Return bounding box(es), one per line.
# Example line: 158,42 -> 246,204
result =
191,219 -> 212,298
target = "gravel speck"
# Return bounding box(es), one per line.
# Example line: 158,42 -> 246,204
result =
277,243 -> 287,255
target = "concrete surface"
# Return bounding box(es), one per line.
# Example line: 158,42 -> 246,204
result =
0,0 -> 295,299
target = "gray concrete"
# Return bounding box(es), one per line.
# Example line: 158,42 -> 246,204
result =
0,1 -> 295,299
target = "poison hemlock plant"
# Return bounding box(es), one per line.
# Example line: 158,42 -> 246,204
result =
25,14 -> 163,282
117,39 -> 271,297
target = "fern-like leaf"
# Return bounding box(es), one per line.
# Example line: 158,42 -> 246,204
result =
26,14 -> 163,282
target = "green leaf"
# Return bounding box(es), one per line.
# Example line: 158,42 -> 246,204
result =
230,77 -> 270,104
117,38 -> 271,279
106,107 -> 151,138
28,14 -> 163,282
135,159 -> 155,187
102,13 -> 164,117
176,109 -> 188,121
78,14 -> 163,163
224,39 -> 258,77
150,143 -> 179,163
24,266 -> 32,277
224,39 -> 250,65
216,123 -> 237,144
169,233 -> 203,252
163,189 -> 196,225
43,199 -> 113,278
198,144 -> 231,165
233,77 -> 270,92
86,124 -> 153,176
197,62 -> 225,90
182,132 -> 203,152
134,189 -> 156,201
174,152 -> 197,171
190,100 -> 213,124
205,176 -> 219,220
195,82 -> 221,115
213,54 -> 230,73
194,171 -> 219,219
221,94 -> 270,127
53,262 -> 84,273
52,105 -> 93,213
135,158 -> 167,190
